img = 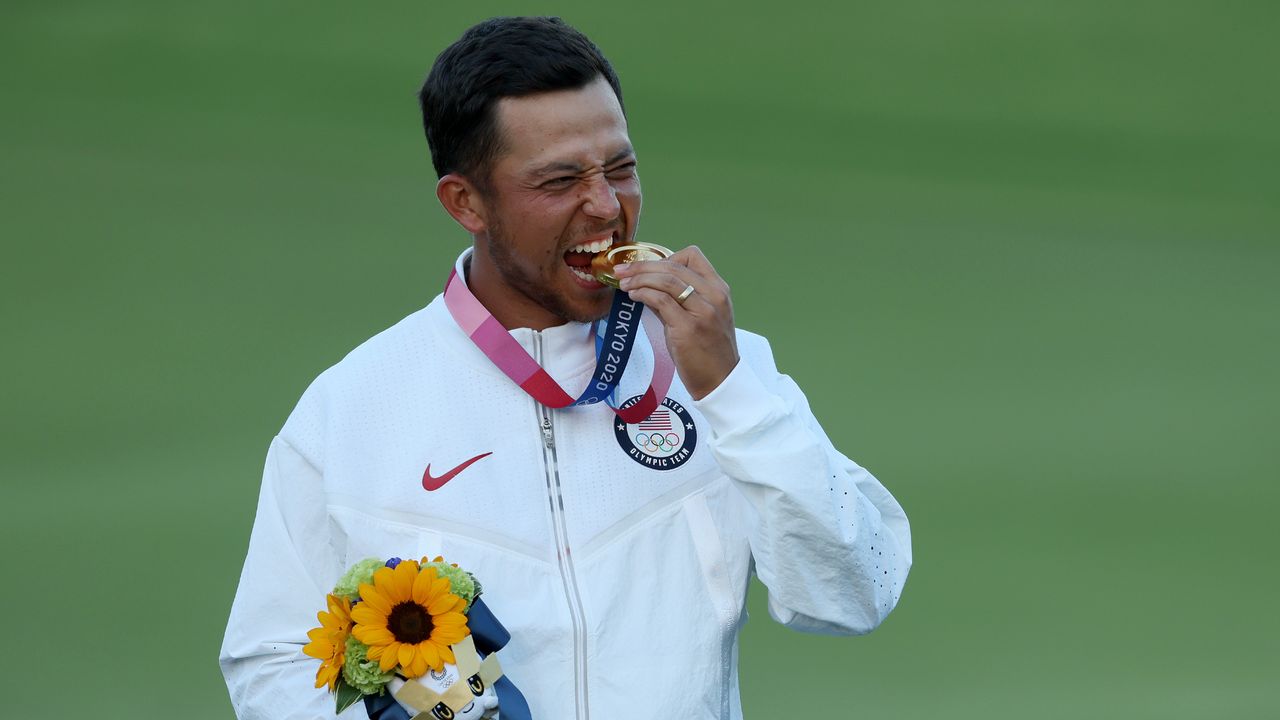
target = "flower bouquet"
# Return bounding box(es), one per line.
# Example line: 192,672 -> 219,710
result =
304,555 -> 519,719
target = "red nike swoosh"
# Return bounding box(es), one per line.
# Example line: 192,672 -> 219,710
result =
422,452 -> 493,491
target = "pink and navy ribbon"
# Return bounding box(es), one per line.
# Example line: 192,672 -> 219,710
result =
444,268 -> 673,423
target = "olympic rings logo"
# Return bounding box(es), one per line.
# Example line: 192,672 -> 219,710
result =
635,431 -> 681,454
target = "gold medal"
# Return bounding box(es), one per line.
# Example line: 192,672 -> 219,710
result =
592,242 -> 674,288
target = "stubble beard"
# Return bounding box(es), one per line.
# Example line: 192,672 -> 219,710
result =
486,215 -> 609,325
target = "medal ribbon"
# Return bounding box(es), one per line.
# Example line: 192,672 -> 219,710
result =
444,267 -> 674,423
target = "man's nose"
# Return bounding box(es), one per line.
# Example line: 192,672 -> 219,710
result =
581,174 -> 620,219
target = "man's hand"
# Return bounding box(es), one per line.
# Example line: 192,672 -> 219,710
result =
613,245 -> 739,400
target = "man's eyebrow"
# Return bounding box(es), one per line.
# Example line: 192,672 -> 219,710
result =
604,147 -> 636,166
530,161 -> 583,177
529,147 -> 636,177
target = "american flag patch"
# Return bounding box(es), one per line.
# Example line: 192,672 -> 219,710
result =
638,408 -> 672,431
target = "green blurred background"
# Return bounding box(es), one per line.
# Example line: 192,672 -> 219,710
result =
3,1 -> 1277,717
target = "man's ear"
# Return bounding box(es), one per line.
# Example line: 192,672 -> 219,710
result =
436,173 -> 490,235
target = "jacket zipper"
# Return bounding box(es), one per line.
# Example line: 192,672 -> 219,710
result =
533,331 -> 590,720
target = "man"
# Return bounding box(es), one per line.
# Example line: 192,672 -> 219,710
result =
221,16 -> 911,720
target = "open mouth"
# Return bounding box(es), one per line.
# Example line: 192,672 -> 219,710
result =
562,233 -> 618,285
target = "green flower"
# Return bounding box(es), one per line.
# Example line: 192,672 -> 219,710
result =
423,560 -> 480,609
342,636 -> 394,695
333,558 -> 386,601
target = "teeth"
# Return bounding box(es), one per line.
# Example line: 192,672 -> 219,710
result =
570,267 -> 598,282
568,237 -> 614,254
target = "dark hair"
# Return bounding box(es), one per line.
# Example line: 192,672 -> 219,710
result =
418,17 -> 624,186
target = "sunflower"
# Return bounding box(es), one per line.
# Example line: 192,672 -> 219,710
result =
350,560 -> 470,677
302,593 -> 353,690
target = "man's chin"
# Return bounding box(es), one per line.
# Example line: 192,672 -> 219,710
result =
560,299 -> 613,325
556,272 -> 615,323
525,283 -> 611,326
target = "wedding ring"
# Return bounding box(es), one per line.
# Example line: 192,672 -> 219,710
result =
676,284 -> 696,305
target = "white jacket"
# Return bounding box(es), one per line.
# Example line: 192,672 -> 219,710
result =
220,254 -> 912,720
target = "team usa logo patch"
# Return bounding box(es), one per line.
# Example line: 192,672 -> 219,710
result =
614,395 -> 697,470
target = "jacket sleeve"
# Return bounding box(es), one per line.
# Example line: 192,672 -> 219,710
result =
692,333 -> 912,635
219,434 -> 368,719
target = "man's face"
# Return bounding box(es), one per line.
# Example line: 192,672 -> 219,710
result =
470,76 -> 641,327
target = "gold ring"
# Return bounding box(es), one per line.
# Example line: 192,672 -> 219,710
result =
676,284 -> 696,305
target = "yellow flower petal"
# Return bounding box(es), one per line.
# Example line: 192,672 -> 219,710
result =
326,594 -> 351,621
317,661 -> 340,690
429,576 -> 451,602
377,642 -> 400,672
412,566 -> 437,605
359,584 -> 391,615
427,592 -> 458,616
419,574 -> 441,605
372,565 -> 395,586
351,604 -> 388,628
313,636 -> 336,652
351,625 -> 380,645
419,640 -> 442,671
433,619 -> 469,636
355,626 -> 394,644
398,642 -> 416,671
389,561 -> 417,602
432,611 -> 468,627
406,651 -> 429,679
433,627 -> 468,647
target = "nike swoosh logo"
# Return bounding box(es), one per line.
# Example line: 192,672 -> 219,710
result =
422,452 -> 493,491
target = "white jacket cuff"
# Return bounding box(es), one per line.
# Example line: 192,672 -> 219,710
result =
691,358 -> 780,440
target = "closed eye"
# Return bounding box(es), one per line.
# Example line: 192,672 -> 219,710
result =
606,162 -> 637,179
